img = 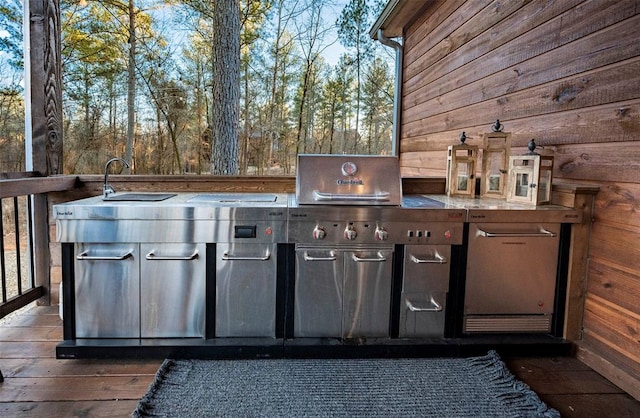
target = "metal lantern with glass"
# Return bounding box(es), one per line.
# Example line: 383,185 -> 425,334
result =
446,132 -> 478,197
480,120 -> 511,199
506,139 -> 554,205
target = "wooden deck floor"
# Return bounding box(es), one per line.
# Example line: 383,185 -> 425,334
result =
1,305 -> 639,417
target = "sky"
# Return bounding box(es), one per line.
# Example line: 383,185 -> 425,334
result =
319,0 -> 350,66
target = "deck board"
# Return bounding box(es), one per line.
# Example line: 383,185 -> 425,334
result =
1,304 -> 638,417
0,400 -> 141,417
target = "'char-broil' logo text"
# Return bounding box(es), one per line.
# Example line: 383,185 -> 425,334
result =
337,178 -> 364,186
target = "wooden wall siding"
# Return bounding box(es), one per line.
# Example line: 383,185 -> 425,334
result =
398,0 -> 640,397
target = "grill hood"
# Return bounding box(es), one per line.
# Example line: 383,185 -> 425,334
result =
296,154 -> 402,206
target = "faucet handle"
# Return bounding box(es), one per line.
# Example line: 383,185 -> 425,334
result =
104,157 -> 130,198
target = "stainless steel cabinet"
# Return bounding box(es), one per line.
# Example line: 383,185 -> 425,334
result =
464,222 -> 560,333
74,243 -> 140,338
294,245 -> 394,339
343,248 -> 394,338
215,243 -> 277,337
294,248 -> 344,337
74,242 -> 206,339
140,243 -> 206,338
399,245 -> 450,338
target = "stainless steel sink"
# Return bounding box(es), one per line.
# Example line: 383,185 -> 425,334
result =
102,193 -> 177,201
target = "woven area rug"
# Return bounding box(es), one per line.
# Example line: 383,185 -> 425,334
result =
132,351 -> 559,417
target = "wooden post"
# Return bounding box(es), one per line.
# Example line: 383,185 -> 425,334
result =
29,0 -> 64,305
552,182 -> 600,341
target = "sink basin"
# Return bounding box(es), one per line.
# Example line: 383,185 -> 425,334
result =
103,193 -> 177,202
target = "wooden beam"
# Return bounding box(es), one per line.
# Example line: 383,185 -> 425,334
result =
552,182 -> 600,341
29,0 -> 63,176
0,176 -> 78,198
0,287 -> 45,319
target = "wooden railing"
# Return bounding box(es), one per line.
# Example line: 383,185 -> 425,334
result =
0,173 -> 77,318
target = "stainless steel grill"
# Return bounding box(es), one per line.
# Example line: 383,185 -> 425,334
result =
289,155 -> 464,339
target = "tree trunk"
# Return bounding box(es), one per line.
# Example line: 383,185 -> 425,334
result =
210,0 -> 240,175
124,0 -> 136,173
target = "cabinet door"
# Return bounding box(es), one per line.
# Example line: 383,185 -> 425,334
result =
343,248 -> 393,338
294,248 -> 344,337
74,243 -> 139,338
465,223 -> 560,315
215,243 -> 277,337
140,243 -> 206,338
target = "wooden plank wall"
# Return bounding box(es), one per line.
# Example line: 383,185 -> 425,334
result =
399,0 -> 639,398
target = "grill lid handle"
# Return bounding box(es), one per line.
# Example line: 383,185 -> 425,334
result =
312,190 -> 391,202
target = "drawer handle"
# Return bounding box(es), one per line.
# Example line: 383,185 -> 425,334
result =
406,296 -> 443,312
222,250 -> 270,261
146,250 -> 199,260
351,252 -> 387,262
410,253 -> 447,264
303,251 -> 336,261
76,250 -> 133,260
476,227 -> 557,238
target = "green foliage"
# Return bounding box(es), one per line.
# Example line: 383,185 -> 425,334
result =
336,0 -> 372,59
1,0 -> 395,175
0,0 -> 23,69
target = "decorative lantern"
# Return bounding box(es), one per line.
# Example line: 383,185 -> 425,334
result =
446,132 -> 478,198
480,120 -> 511,199
506,139 -> 554,205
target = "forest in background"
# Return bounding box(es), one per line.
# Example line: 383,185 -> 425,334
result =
0,0 -> 395,175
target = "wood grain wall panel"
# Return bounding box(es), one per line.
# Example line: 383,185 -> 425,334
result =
404,0 -> 582,100
404,34 -> 640,127
403,0 -> 464,51
583,295 -> 640,365
554,142 -> 640,183
400,101 -> 640,176
587,259 -> 640,315
593,182 -> 640,228
403,0 -> 608,99
582,325 -> 640,379
399,0 -> 640,394
400,151 -> 448,176
589,223 -> 640,272
402,19 -> 640,135
403,0 -> 521,82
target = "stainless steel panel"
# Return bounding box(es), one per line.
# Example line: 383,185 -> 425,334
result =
74,243 -> 140,338
343,247 -> 393,338
215,243 -> 277,337
56,219 -> 287,243
287,218 -> 463,246
296,155 -> 402,206
423,194 -> 582,223
53,192 -> 288,221
140,243 -> 206,338
464,223 -> 560,332
464,315 -> 552,333
294,247 -> 344,337
399,245 -> 450,338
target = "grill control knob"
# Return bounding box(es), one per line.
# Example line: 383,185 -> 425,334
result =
344,225 -> 357,240
375,226 -> 388,241
312,226 -> 326,240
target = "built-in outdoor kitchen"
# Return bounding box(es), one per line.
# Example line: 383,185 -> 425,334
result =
53,154 -> 581,359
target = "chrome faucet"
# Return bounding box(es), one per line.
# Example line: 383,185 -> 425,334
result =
103,157 -> 130,198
